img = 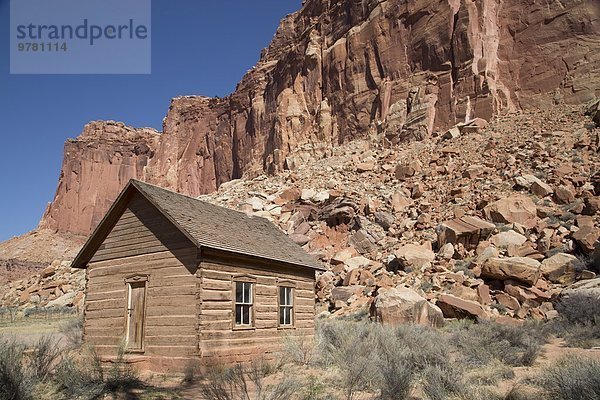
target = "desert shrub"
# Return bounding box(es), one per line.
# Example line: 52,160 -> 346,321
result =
28,336 -> 62,382
54,345 -> 142,399
536,356 -> 600,399
0,339 -> 31,400
103,345 -> 143,394
300,375 -> 331,400
450,321 -> 544,367
391,324 -> 448,371
375,330 -> 414,400
317,321 -> 380,399
551,292 -> 600,348
555,292 -> 600,325
59,318 -> 83,349
421,364 -> 474,400
182,359 -> 200,385
200,361 -> 297,400
466,360 -> 514,386
317,321 -> 451,399
54,355 -> 105,399
280,330 -> 316,366
503,384 -> 540,400
562,323 -> 600,348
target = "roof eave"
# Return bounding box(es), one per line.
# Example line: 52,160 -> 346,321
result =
200,244 -> 326,271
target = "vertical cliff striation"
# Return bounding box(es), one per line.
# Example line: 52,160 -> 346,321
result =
39,0 -> 600,236
39,122 -> 159,235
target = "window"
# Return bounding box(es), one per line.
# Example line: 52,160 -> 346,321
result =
235,281 -> 253,326
279,286 -> 294,326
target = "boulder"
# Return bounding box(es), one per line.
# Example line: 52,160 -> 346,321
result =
436,294 -> 488,320
390,192 -> 411,212
461,118 -> 489,134
40,266 -> 56,279
438,243 -> 455,260
514,175 -> 553,197
555,185 -> 576,205
46,292 -> 76,308
477,284 -> 492,305
496,293 -> 521,311
373,287 -> 444,327
348,230 -> 377,253
490,230 -> 527,248
289,234 -> 310,246
345,256 -> 371,271
475,246 -> 500,265
357,162 -> 376,173
483,195 -> 538,229
531,181 -> 554,198
442,126 -> 461,140
586,98 -> 600,127
277,187 -> 301,202
331,248 -> 357,265
482,257 -> 541,286
375,211 -> 395,231
541,253 -> 580,284
394,161 -> 421,180
572,227 -> 600,254
395,244 -> 435,269
562,277 -> 600,298
331,286 -> 365,303
437,216 -> 495,250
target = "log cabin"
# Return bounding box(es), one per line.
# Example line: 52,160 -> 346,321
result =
71,179 -> 323,373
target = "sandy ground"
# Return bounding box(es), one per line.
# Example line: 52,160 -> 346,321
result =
0,317 -> 75,347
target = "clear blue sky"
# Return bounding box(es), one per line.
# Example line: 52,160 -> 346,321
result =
0,0 -> 302,242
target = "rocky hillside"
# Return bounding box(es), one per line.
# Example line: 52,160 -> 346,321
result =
2,103 -> 600,321
196,103 -> 600,323
37,0 -> 600,237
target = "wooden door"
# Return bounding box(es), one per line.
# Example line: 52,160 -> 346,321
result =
126,282 -> 146,351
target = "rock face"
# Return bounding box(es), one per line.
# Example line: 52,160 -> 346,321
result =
38,0 -> 600,237
373,286 -> 444,328
39,122 -> 159,235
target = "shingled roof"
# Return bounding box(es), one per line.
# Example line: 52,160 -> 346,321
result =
72,179 -> 323,270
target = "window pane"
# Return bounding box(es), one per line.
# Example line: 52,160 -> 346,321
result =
279,308 -> 285,325
236,282 -> 243,303
235,305 -> 242,325
286,307 -> 292,325
280,287 -> 292,306
279,287 -> 285,305
243,305 -> 250,325
244,283 -> 252,304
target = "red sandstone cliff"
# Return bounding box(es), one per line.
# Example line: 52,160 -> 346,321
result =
39,0 -> 600,236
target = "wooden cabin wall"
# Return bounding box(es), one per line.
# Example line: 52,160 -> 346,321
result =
198,255 -> 316,366
84,193 -> 200,373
